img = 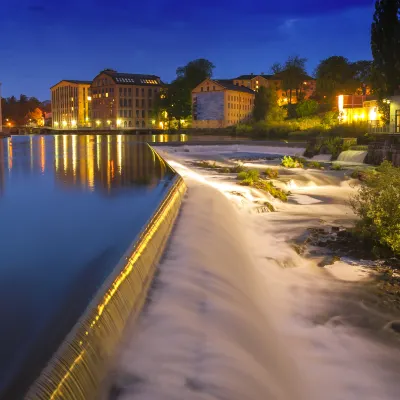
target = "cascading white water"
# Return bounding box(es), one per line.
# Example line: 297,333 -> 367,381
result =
337,150 -> 367,163
106,147 -> 400,400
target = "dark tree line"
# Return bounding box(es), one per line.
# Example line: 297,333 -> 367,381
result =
1,95 -> 50,125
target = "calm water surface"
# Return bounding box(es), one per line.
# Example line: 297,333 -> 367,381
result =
0,135 -> 175,399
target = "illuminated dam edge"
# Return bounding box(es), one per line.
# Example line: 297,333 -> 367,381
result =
24,146 -> 187,400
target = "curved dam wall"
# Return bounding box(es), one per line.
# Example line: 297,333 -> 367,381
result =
23,146 -> 186,400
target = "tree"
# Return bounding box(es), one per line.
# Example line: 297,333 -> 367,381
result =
26,108 -> 44,126
270,62 -> 283,74
176,58 -> 215,89
278,56 -> 308,104
371,0 -> 400,98
315,56 -> 361,105
296,99 -> 319,118
253,86 -> 285,122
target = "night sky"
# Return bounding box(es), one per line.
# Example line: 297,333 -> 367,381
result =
0,0 -> 374,101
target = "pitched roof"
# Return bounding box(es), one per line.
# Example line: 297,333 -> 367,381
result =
214,80 -> 255,94
234,74 -> 273,80
100,70 -> 162,86
50,79 -> 91,89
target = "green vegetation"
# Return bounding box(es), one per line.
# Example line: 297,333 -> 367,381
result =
296,99 -> 319,118
281,156 -> 304,168
237,169 -> 288,201
351,161 -> 400,256
264,168 -> 279,179
331,163 -> 343,171
253,86 -> 286,123
323,136 -> 351,160
306,161 -> 323,169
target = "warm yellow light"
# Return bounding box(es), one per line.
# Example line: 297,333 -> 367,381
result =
86,117 -> 89,122
180,119 -> 185,124
117,119 -> 122,126
369,107 -> 378,121
159,121 -> 164,129
105,93 -> 109,98
360,113 -> 365,120
62,120 -> 67,127
338,95 -> 344,112
354,114 -> 358,120
87,96 -> 92,101
71,120 -> 77,127
96,120 -> 101,126
54,121 -> 59,127
152,119 -> 156,125
107,120 -> 111,125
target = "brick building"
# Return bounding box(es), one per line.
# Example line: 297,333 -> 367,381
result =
90,69 -> 162,129
192,79 -> 255,128
51,80 -> 91,129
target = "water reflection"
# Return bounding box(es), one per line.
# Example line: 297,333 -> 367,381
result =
0,134 -> 176,399
0,135 -> 171,195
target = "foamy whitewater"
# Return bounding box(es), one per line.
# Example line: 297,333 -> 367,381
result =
106,145 -> 400,400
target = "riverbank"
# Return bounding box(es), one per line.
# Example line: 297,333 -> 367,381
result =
106,144 -> 400,400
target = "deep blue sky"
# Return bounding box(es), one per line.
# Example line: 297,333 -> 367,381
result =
0,0 -> 375,101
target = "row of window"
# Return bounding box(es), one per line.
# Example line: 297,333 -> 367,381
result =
92,87 -> 157,97
119,99 -> 152,108
200,86 -> 217,92
118,110 -> 148,118
228,103 -> 251,110
118,120 -> 147,128
228,95 -> 252,103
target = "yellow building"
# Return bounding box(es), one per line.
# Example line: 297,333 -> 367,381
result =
337,95 -> 381,125
51,80 -> 91,129
192,79 -> 255,128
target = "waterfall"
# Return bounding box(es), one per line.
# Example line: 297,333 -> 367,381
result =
337,150 -> 367,163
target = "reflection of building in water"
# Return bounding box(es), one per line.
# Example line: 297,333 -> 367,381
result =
54,135 -> 169,193
0,139 -> 5,196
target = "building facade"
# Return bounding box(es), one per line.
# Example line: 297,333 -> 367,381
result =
337,94 -> 382,125
90,69 -> 162,129
192,79 -> 255,128
51,80 -> 91,129
0,83 -> 2,133
233,73 -> 316,105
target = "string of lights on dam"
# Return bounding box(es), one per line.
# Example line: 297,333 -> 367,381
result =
0,135 -> 186,399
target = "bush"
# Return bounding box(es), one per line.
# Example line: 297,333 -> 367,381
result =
321,111 -> 339,127
323,136 -> 351,160
331,163 -> 343,171
306,161 -> 323,169
350,161 -> 400,256
237,169 -> 259,183
281,155 -> 303,168
236,124 -> 253,134
237,169 -> 288,201
296,100 -> 319,118
265,168 -> 279,179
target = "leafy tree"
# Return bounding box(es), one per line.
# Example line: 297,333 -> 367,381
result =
296,99 -> 319,118
280,56 -> 308,104
371,0 -> 400,98
270,62 -> 283,74
26,108 -> 44,126
351,160 -> 400,256
315,56 -> 360,104
176,58 -> 215,89
156,58 -> 215,130
253,86 -> 285,122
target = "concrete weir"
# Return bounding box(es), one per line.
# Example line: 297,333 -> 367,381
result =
24,147 -> 186,400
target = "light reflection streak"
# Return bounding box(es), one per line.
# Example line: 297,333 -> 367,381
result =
7,137 -> 13,171
40,136 -> 46,173
63,135 -> 68,173
72,135 -> 77,178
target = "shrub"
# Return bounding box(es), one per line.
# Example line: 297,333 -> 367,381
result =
350,161 -> 400,256
281,155 -> 303,168
265,168 -> 279,179
321,111 -> 339,127
230,163 -> 246,173
306,161 -> 323,169
237,169 -> 259,183
323,136 -> 351,160
236,124 -> 253,134
237,169 -> 288,201
331,163 -> 343,171
296,100 -> 319,118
